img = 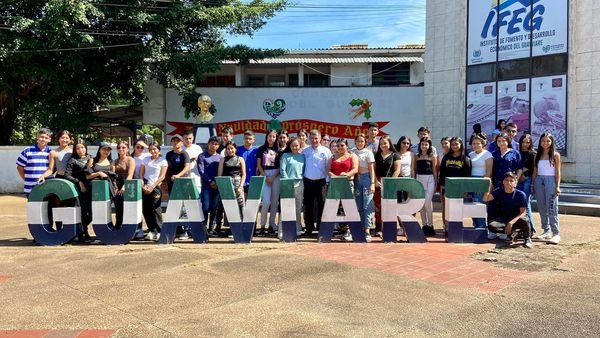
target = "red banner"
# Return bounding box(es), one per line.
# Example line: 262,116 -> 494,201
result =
167,119 -> 389,139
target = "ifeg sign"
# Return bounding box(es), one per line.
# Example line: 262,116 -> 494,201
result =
26,177 -> 490,246
468,0 -> 568,65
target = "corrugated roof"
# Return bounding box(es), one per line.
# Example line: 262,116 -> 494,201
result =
222,56 -> 423,64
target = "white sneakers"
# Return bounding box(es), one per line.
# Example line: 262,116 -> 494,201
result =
144,231 -> 160,241
536,230 -> 553,240
549,234 -> 561,244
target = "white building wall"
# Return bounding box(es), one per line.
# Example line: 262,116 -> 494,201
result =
572,0 -> 600,184
425,0 -> 597,183
424,0 -> 467,142
330,64 -> 371,86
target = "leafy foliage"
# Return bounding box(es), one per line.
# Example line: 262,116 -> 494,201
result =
0,0 -> 287,144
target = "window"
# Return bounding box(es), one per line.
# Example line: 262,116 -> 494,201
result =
532,53 -> 568,76
466,63 -> 497,84
197,76 -> 235,87
268,75 -> 286,87
497,59 -> 530,80
372,63 -> 410,86
247,75 -> 265,87
288,74 -> 299,87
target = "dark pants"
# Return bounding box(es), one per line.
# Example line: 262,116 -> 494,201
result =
201,186 -> 220,229
142,187 -> 163,233
303,178 -> 326,234
113,194 -> 124,229
488,216 -> 531,239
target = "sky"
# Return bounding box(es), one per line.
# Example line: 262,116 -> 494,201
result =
226,0 -> 426,49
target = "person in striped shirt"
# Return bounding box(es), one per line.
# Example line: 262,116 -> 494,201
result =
16,128 -> 55,196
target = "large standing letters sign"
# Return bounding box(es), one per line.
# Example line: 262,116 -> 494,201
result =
161,178 -> 206,244
92,180 -> 142,245
279,178 -> 301,243
27,179 -> 80,246
215,176 -> 265,244
381,178 -> 426,243
318,177 -> 363,243
445,177 -> 490,243
27,176 -> 493,245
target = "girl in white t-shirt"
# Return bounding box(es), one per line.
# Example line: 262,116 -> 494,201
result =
468,134 -> 493,228
139,142 -> 167,240
352,134 -> 376,242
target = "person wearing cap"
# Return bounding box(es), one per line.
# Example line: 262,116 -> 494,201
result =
483,171 -> 533,248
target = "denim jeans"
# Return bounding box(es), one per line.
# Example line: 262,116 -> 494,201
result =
534,175 -> 559,235
416,174 -> 435,227
260,169 -> 280,229
517,176 -> 536,233
201,185 -> 220,230
354,173 -> 374,230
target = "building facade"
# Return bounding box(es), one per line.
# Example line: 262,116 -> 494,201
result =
425,0 -> 599,184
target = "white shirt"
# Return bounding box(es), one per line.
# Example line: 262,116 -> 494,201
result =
302,145 -> 332,180
142,156 -> 167,187
469,150 -> 493,177
133,153 -> 150,179
353,148 -> 375,169
184,143 -> 203,188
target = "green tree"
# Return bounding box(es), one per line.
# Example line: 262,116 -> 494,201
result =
0,0 -> 287,145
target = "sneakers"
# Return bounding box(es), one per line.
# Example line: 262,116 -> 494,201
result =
257,229 -> 266,237
144,231 -> 158,241
365,234 -> 372,242
422,225 -> 436,237
549,234 -> 561,244
267,227 -> 277,236
177,232 -> 189,240
536,230 -> 553,240
342,231 -> 352,242
523,238 -> 533,249
134,229 -> 145,240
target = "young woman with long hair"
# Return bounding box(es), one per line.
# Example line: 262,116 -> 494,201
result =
439,137 -> 472,236
415,137 -> 438,235
51,130 -> 73,178
532,132 -> 561,244
280,137 -> 306,236
518,133 -> 537,234
373,136 -> 401,234
437,136 -> 451,228
112,141 -> 135,229
297,129 -> 309,151
139,142 -> 167,241
256,129 -> 281,236
327,138 -> 358,241
277,130 -> 289,153
468,134 -> 493,228
491,132 -> 523,189
218,141 -> 247,217
63,139 -> 93,242
352,134 -> 376,241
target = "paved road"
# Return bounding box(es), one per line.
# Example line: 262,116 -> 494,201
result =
0,195 -> 599,337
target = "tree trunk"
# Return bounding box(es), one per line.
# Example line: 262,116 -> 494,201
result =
0,90 -> 16,145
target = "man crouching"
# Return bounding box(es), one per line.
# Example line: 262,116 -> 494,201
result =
483,171 -> 533,248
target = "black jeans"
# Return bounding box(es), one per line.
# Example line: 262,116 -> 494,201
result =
488,216 -> 531,239
142,187 -> 163,233
303,178 -> 326,234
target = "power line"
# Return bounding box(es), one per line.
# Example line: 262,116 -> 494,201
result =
4,42 -> 143,53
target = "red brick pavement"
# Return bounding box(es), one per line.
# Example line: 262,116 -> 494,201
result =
0,330 -> 114,338
285,237 -> 532,293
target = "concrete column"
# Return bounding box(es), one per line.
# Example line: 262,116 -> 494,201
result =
298,64 -> 304,87
235,65 -> 242,87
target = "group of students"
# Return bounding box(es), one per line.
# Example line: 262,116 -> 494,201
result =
16,122 -> 562,246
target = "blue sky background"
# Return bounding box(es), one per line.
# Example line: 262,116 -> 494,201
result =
226,1 -> 426,49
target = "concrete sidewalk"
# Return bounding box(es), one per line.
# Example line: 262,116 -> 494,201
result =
0,195 -> 599,337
